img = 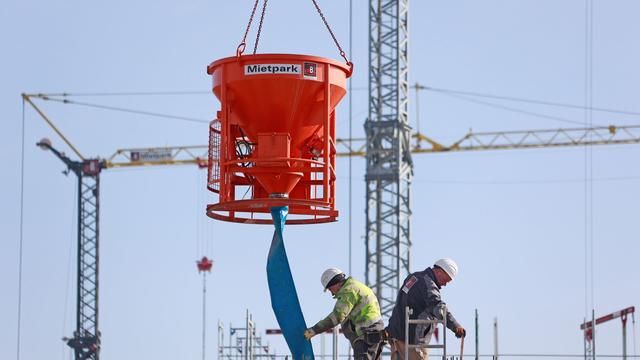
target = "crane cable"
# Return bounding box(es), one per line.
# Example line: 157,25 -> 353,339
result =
32,88 -> 640,119
583,3 -> 595,357
633,312 -> 637,357
35,96 -> 209,124
310,0 -> 352,70
587,0 -> 595,317
421,86 -> 640,118
30,91 -> 208,97
435,91 -> 594,126
348,0 -> 353,277
61,188 -> 77,360
16,98 -> 26,360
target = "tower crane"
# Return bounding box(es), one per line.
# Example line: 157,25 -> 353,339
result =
23,90 -> 640,360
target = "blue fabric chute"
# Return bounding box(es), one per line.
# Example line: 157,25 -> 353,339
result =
267,206 -> 315,360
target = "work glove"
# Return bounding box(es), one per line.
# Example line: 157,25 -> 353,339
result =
455,327 -> 466,339
304,328 -> 316,340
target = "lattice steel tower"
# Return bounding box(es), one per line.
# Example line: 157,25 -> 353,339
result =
365,0 -> 413,317
37,139 -> 102,360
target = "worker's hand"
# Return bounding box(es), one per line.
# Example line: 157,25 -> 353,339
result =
455,327 -> 466,338
304,328 -> 316,340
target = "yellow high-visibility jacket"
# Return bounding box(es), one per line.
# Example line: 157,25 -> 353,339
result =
311,277 -> 383,337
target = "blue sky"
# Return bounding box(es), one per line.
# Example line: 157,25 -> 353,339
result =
2,1 -> 639,359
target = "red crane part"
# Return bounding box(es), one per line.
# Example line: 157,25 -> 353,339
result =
206,54 -> 351,224
196,256 -> 213,273
580,306 -> 635,341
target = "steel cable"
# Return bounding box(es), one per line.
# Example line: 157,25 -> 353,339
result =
16,98 -> 26,360
433,91 -> 599,126
36,96 -> 209,124
633,313 -> 637,357
61,187 -> 77,360
421,86 -> 640,117
348,0 -> 353,278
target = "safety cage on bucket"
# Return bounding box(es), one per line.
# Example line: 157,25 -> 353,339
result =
205,54 -> 351,225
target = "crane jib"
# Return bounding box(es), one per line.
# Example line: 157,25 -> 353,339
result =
267,206 -> 315,360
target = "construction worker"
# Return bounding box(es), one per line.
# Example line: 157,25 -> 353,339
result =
387,258 -> 466,360
304,268 -> 385,360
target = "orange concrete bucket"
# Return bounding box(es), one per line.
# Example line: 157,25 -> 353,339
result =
206,54 -> 351,224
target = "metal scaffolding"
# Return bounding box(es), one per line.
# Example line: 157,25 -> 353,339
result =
218,310 -> 276,360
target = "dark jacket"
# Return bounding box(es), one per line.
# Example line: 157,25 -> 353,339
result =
387,267 -> 461,343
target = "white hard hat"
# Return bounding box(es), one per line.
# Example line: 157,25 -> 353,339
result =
434,258 -> 458,280
321,268 -> 344,290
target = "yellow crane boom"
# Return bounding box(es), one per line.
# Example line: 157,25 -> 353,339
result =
104,126 -> 640,168
23,93 -> 640,169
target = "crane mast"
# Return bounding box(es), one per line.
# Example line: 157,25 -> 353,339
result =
36,139 -> 102,360
365,0 -> 412,316
70,162 -> 101,360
